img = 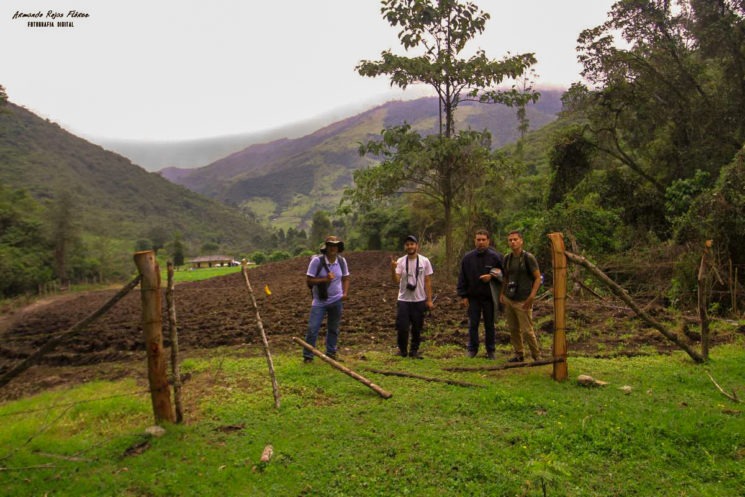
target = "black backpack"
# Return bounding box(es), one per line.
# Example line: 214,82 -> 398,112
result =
504,251 -> 538,282
307,255 -> 347,300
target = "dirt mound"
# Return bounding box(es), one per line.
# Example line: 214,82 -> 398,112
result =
0,250 -> 715,401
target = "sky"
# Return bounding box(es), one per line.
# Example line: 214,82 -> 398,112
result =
1,0 -> 617,142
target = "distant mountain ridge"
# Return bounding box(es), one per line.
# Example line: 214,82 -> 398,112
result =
0,102 -> 270,250
160,92 -> 564,229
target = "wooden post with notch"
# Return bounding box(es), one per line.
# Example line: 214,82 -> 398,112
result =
547,233 -> 569,381
134,250 -> 174,424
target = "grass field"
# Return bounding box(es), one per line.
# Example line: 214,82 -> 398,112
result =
1,339 -> 743,496
164,265 -> 243,283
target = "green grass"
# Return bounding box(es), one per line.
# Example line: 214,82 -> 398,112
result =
1,342 -> 744,496
163,265 -> 243,283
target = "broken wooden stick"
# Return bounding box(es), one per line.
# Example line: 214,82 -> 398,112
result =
706,371 -> 741,403
241,265 -> 281,409
443,357 -> 565,372
0,276 -> 141,389
260,445 -> 274,462
291,337 -> 392,399
363,368 -> 484,388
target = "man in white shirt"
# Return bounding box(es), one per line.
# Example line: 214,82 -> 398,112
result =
390,235 -> 434,358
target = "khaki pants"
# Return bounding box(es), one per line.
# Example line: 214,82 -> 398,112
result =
503,297 -> 541,360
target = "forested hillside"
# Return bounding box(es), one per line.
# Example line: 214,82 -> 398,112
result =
0,99 -> 271,297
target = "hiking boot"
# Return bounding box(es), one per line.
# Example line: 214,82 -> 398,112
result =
303,357 -> 313,364
327,353 -> 343,362
507,355 -> 524,363
409,351 -> 423,359
467,350 -> 477,358
398,350 -> 408,357
486,351 -> 496,360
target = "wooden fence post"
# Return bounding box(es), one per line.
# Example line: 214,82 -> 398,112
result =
166,262 -> 184,423
133,251 -> 174,424
548,233 -> 569,381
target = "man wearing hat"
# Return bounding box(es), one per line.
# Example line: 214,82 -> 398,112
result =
390,235 -> 434,358
303,236 -> 350,363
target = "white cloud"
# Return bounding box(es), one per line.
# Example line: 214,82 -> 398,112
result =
1,0 -> 615,141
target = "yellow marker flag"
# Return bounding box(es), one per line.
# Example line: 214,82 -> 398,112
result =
264,284 -> 272,296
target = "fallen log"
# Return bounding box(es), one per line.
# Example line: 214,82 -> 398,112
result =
564,250 -> 705,364
0,276 -> 141,389
363,368 -> 484,388
443,357 -> 564,372
291,337 -> 392,399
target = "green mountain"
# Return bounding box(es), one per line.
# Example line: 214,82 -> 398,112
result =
0,102 -> 271,251
160,92 -> 564,229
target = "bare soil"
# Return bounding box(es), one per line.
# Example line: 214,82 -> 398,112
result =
0,251 -> 736,402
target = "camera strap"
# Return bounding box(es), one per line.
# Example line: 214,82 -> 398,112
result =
405,255 -> 420,289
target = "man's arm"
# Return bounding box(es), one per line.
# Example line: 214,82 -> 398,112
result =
523,267 -> 541,310
424,274 -> 434,309
391,257 -> 401,283
341,275 -> 350,300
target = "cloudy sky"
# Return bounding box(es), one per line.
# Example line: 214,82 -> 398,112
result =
2,0 -> 616,142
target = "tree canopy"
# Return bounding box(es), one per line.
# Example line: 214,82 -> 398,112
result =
350,0 -> 538,269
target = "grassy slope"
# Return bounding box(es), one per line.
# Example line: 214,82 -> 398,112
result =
1,340 -> 743,496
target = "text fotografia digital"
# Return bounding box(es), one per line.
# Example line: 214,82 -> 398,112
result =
12,9 -> 89,28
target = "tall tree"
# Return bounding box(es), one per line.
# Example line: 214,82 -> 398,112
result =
309,210 -> 333,248
353,0 -> 537,268
357,0 -> 537,139
47,191 -> 79,288
576,0 -> 745,195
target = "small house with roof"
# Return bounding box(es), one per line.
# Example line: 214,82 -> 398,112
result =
187,255 -> 237,269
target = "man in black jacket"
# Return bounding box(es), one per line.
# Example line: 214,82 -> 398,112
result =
457,229 -> 504,359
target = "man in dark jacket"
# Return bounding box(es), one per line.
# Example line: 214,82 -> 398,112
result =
457,229 -> 504,359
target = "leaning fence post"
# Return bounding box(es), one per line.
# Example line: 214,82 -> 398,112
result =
134,250 -> 174,424
166,262 -> 184,423
241,262 -> 281,409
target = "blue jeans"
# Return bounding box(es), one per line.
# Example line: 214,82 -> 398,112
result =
467,298 -> 495,354
304,299 -> 343,359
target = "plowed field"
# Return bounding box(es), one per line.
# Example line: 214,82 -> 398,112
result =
0,251 -> 720,401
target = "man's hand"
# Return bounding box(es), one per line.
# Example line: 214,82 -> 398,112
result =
479,274 -> 491,282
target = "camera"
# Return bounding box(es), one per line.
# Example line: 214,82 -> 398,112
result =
406,282 -> 417,291
505,281 -> 518,299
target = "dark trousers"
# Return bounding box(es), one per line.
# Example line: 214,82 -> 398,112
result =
396,300 -> 427,355
467,298 -> 495,353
